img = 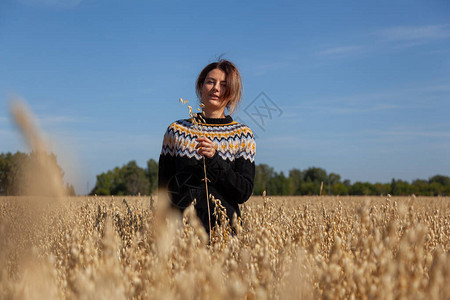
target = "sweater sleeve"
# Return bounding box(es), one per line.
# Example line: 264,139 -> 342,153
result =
205,130 -> 256,205
158,124 -> 177,192
158,153 -> 175,192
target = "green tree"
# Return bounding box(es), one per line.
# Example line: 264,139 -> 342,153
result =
123,161 -> 149,195
269,171 -> 290,195
350,181 -> 371,195
146,158 -> 158,195
6,152 -> 30,194
400,180 -> 412,195
0,152 -> 25,195
303,167 -> 328,184
390,178 -> 399,195
254,164 -> 274,195
91,161 -> 149,196
92,169 -> 116,195
373,183 -> 391,195
429,175 -> 450,187
297,167 -> 328,195
288,169 -> 303,195
328,173 -> 341,185
299,178 -> 317,195
0,151 -> 69,196
332,183 -> 349,195
428,182 -> 444,196
411,179 -> 428,195
327,173 -> 341,195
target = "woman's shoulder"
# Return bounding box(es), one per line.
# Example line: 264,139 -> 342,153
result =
229,120 -> 256,161
168,118 -> 191,126
164,118 -> 193,132
228,119 -> 255,139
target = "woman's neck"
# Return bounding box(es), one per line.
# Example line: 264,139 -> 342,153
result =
203,109 -> 226,119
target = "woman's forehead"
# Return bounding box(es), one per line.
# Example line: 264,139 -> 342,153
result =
206,68 -> 226,80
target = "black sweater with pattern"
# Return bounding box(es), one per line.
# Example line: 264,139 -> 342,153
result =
158,115 -> 256,233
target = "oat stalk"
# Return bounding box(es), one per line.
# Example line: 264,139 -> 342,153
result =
179,98 -> 212,240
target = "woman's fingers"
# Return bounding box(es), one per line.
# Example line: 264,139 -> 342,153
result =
196,136 -> 212,144
196,137 -> 214,148
195,137 -> 216,158
198,148 -> 213,158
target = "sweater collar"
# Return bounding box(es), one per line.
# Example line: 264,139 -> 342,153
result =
194,114 -> 233,125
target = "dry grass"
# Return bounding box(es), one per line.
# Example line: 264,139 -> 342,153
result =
0,195 -> 449,299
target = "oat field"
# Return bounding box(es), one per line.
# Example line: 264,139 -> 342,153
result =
0,195 -> 449,299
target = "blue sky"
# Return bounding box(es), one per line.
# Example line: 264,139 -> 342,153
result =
1,0 -> 449,194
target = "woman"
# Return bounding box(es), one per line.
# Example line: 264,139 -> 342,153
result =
158,59 -> 256,234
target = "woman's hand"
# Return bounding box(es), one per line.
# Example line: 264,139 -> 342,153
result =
196,136 -> 216,158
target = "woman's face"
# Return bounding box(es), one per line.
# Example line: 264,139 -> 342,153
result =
201,68 -> 228,116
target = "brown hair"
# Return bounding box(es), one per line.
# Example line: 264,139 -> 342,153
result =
195,59 -> 243,115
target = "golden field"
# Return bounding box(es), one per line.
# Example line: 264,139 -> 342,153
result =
0,195 -> 449,299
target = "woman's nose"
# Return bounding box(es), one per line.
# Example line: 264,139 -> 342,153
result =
213,82 -> 220,92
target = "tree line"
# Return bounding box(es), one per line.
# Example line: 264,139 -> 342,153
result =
1,151 -> 448,197
90,159 -> 449,197
253,164 -> 449,196
0,151 -> 75,196
90,159 -> 158,196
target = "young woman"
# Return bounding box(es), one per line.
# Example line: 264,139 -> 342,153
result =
158,59 -> 256,234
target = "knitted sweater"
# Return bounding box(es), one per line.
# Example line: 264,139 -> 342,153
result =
158,115 -> 256,233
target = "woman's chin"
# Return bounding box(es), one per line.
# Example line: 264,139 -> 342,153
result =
204,102 -> 225,111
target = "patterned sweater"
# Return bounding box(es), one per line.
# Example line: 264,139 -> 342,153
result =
158,115 -> 256,233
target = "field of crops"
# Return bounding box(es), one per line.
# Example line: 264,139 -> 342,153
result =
0,195 -> 449,299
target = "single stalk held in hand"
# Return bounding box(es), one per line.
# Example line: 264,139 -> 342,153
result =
179,98 -> 212,240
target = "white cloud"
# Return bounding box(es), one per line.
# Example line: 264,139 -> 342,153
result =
429,49 -> 450,55
318,45 -> 364,56
325,103 -> 399,114
318,24 -> 450,58
394,130 -> 450,138
377,24 -> 450,42
250,61 -> 290,76
409,83 -> 450,93
367,128 -> 450,139
284,80 -> 450,118
17,0 -> 83,9
39,115 -> 89,126
283,91 -> 403,116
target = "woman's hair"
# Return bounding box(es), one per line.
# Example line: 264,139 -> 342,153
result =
195,59 -> 243,115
